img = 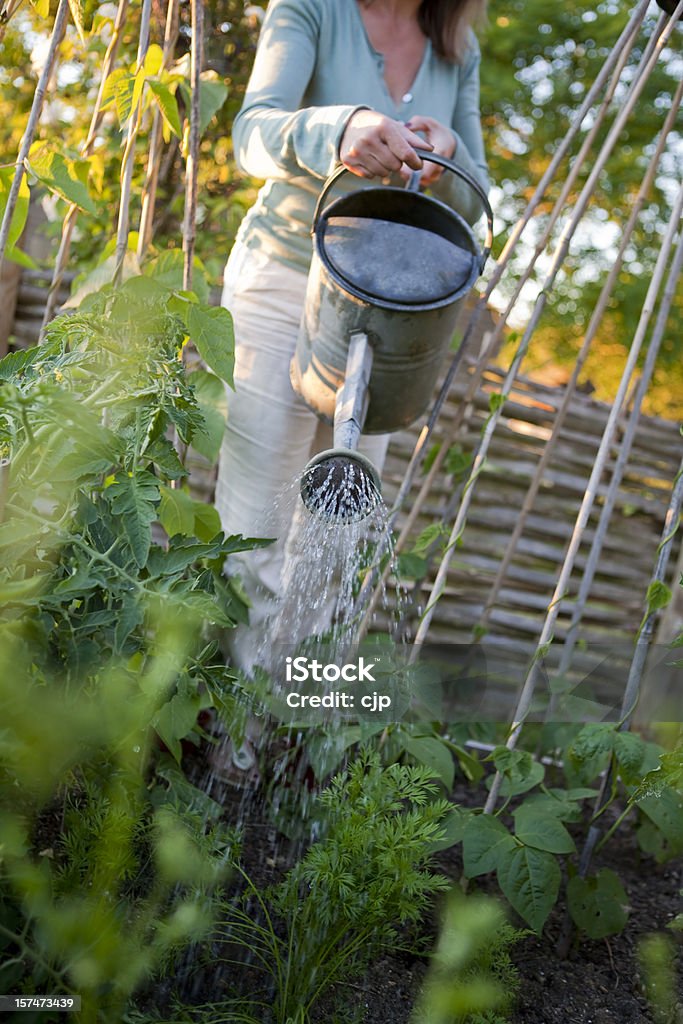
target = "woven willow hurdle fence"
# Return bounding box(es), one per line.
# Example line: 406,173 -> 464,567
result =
0,0 -> 681,917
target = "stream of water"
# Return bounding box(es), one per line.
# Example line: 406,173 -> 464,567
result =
177,460 -> 409,1001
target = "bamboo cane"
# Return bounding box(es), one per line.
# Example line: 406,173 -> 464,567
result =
352,0 -> 653,636
483,176 -> 683,816
181,0 -> 203,293
113,0 -> 152,284
411,7 -> 682,663
385,0 -> 651,515
357,24 -> 643,639
136,0 -> 179,260
556,209 -> 683,677
556,454 -> 683,958
477,74 -> 683,640
40,0 -> 131,333
0,0 -> 69,269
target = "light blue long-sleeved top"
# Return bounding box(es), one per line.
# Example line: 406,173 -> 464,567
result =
232,0 -> 490,271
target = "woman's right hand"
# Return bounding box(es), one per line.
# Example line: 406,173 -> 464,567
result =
339,109 -> 431,179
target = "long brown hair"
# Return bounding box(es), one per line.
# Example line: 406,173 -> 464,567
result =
419,0 -> 487,63
363,1 -> 487,64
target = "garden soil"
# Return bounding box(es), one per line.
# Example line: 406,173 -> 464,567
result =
183,769 -> 682,1024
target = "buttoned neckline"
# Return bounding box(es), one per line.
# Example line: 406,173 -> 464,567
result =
347,0 -> 430,113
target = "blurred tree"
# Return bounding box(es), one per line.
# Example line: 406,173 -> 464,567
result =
0,0 -> 680,413
480,0 -> 682,416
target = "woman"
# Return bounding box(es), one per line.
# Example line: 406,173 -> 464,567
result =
216,0 -> 489,670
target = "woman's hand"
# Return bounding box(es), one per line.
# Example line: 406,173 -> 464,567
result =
403,115 -> 456,185
339,109 -> 432,179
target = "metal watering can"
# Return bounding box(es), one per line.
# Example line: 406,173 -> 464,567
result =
290,150 -> 493,521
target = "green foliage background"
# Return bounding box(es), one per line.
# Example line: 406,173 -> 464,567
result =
2,0 -> 680,412
1,2 -> 681,1019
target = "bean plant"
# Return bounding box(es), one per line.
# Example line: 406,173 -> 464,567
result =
236,651 -> 683,940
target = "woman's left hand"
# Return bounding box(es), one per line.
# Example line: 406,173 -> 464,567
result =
402,115 -> 456,185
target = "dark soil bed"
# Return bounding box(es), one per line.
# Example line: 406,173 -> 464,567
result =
175,761 -> 682,1024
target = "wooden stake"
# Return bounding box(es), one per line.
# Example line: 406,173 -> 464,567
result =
0,0 -> 68,270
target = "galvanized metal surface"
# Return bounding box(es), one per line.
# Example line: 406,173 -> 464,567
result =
291,153 -> 492,435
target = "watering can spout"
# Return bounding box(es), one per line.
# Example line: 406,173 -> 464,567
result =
300,331 -> 381,522
293,153 -> 494,522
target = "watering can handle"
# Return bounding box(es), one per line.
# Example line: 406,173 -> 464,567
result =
313,148 -> 494,274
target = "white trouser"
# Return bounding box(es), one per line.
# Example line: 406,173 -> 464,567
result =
215,241 -> 390,669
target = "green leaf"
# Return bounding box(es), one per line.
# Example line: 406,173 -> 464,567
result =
4,246 -> 37,269
26,143 -> 97,215
462,815 -> 516,878
107,470 -> 160,567
28,0 -> 49,17
421,442 -> 441,474
146,250 -> 209,304
114,600 -> 143,653
569,723 -> 615,764
305,731 -> 352,782
101,68 -> 136,126
513,806 -> 575,854
185,305 -> 234,387
567,869 -> 629,939
401,735 -> 455,790
155,758 -> 225,820
146,537 -> 225,578
153,690 -> 201,763
0,574 -> 49,605
497,846 -> 560,933
488,392 -> 505,413
143,437 -> 185,480
190,369 -> 227,462
51,424 -> 123,482
193,502 -> 222,542
113,273 -> 171,314
613,730 -> 646,784
0,168 -> 30,251
179,79 -> 229,136
427,806 -> 471,853
148,80 -> 182,138
489,746 -> 545,796
198,80 -> 229,134
0,520 -> 41,551
517,791 -> 584,823
171,590 -> 236,629
645,580 -> 671,617
450,743 -> 485,783
395,552 -> 428,580
412,522 -> 448,557
131,66 -> 147,120
444,444 -> 472,478
636,817 -> 668,861
159,485 -> 196,538
633,746 -> 683,800
144,43 -> 164,77
636,789 -> 683,860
